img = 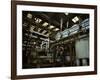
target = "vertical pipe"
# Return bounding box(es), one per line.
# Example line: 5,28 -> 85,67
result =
48,37 -> 49,49
60,18 -> 63,31
67,21 -> 69,28
69,43 -> 73,66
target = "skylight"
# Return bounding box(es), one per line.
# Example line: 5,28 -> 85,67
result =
27,13 -> 32,19
48,25 -> 55,29
53,28 -> 59,31
65,12 -> 69,16
35,18 -> 42,23
72,16 -> 79,23
42,22 -> 48,27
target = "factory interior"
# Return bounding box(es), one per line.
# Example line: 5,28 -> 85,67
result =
22,11 -> 89,69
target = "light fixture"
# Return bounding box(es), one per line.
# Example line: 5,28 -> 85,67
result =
53,28 -> 59,31
72,16 -> 79,23
48,25 -> 55,29
42,22 -> 48,27
27,13 -> 32,19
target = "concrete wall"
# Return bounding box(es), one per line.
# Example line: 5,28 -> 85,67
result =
75,37 -> 89,58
